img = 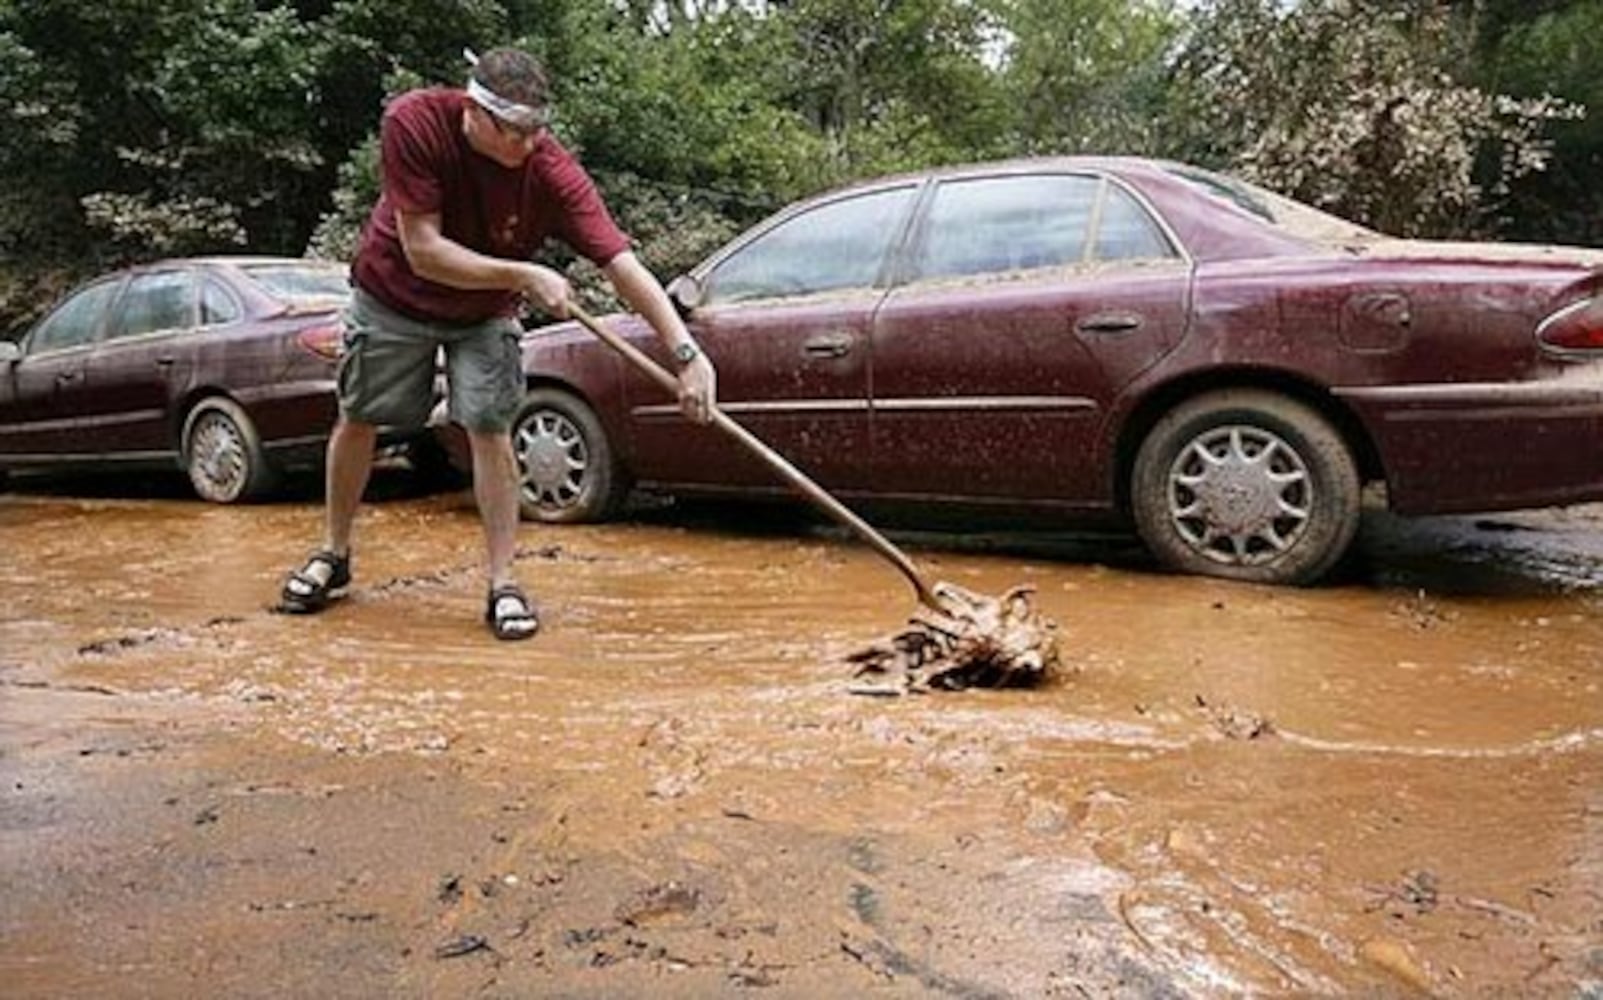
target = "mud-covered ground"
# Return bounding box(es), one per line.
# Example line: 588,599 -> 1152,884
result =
2,470 -> 1600,998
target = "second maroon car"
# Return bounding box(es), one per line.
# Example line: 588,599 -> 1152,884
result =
0,257 -> 358,502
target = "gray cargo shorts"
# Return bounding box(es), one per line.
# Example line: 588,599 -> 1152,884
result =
337,287 -> 524,433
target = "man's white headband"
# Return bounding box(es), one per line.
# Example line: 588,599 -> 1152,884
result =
463,49 -> 552,130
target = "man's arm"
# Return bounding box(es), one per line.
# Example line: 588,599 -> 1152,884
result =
603,250 -> 716,424
396,209 -> 571,316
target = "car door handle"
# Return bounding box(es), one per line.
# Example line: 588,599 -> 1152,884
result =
802,333 -> 854,359
155,356 -> 175,367
1076,312 -> 1144,335
55,371 -> 79,383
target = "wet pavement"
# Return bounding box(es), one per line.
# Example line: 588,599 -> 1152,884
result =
1,471 -> 1600,997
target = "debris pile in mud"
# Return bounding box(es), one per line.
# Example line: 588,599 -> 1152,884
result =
847,583 -> 1060,693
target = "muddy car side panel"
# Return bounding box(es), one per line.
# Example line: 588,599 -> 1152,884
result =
81,326 -> 197,455
1328,260 -> 1603,514
1108,255 -> 1603,517
208,312 -> 343,453
0,344 -> 93,460
869,261 -> 1189,504
664,293 -> 877,491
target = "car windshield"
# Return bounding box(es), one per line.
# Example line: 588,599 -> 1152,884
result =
1163,165 -> 1380,244
241,263 -> 350,304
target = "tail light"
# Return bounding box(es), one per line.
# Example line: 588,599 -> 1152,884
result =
1537,292 -> 1603,355
296,321 -> 344,361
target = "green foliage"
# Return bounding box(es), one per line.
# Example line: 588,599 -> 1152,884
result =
1465,0 -> 1603,242
760,0 -> 1004,176
532,4 -> 827,201
305,131 -> 380,261
1167,0 -> 1582,238
990,0 -> 1182,155
0,1 -> 329,263
317,0 -> 511,156
0,27 -> 82,261
1,0 -> 1598,335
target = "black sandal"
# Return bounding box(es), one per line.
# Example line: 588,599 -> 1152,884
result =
278,550 -> 351,614
485,583 -> 539,641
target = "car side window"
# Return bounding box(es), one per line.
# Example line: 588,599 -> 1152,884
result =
704,186 -> 916,305
914,175 -> 1100,280
26,278 -> 121,354
912,174 -> 1176,282
1095,184 -> 1175,260
201,278 -> 242,325
112,271 -> 196,339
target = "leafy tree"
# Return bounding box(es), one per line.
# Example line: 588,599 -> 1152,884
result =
1459,0 -> 1603,244
988,0 -> 1182,155
755,0 -> 1005,176
0,3 -> 326,269
1167,0 -> 1581,238
315,0 -> 512,177
6,0 -> 1599,338
0,1 -> 287,331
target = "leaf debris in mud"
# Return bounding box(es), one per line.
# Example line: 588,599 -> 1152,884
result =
437,873 -> 463,904
1364,869 -> 1440,915
847,583 -> 1060,693
615,881 -> 701,926
434,934 -> 491,959
1194,694 -> 1274,740
77,628 -> 183,656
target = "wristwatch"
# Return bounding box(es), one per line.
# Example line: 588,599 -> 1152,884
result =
672,341 -> 701,367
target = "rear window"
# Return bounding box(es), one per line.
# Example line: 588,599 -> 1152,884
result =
1163,165 -> 1378,244
241,263 -> 350,304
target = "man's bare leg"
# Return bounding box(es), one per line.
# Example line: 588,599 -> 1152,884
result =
280,418 -> 376,606
468,428 -> 521,586
468,428 -> 536,637
322,418 -> 378,557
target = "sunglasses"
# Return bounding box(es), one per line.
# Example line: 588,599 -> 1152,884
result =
478,105 -> 551,140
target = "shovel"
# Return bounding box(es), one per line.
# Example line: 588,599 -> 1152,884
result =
566,302 -> 1061,690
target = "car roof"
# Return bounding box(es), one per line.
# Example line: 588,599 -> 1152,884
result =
139,255 -> 347,270
729,155 -> 1322,266
821,154 -> 1180,193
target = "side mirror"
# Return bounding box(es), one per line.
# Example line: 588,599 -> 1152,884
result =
665,274 -> 704,318
0,340 -> 20,365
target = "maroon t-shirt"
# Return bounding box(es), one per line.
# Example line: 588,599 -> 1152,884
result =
351,88 -> 631,324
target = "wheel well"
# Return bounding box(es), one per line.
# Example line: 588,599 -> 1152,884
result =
523,375 -> 585,400
1111,369 -> 1384,514
173,388 -> 233,454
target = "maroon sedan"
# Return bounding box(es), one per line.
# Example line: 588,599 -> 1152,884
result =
0,256 -> 354,502
504,157 -> 1603,584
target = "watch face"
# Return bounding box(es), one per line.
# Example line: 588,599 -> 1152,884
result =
674,342 -> 698,364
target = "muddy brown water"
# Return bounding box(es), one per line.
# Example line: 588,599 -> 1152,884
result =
1,472 -> 1599,997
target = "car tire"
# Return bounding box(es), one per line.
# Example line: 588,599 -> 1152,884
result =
181,397 -> 279,504
1131,389 -> 1359,585
511,388 -> 628,523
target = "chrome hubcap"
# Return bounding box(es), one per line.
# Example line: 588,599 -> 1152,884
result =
190,412 -> 245,500
1167,425 -> 1312,566
514,410 -> 588,510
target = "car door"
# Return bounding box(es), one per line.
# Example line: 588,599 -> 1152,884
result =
628,183 -> 920,491
89,268 -> 201,455
869,171 -> 1190,505
0,276 -> 122,461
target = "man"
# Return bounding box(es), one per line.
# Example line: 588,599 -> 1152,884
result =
279,47 -> 716,640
